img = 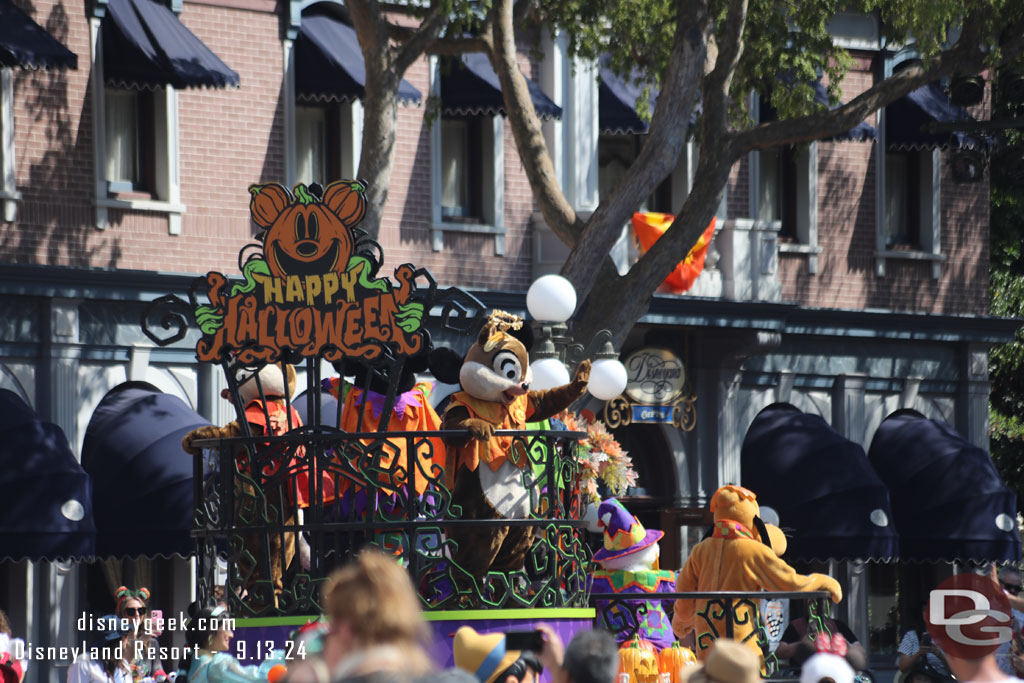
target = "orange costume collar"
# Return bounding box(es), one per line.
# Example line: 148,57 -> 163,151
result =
447,391 -> 531,472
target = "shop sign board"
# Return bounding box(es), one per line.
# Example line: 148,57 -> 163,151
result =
624,348 -> 686,405
605,347 -> 696,431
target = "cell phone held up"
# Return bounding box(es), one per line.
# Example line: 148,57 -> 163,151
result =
505,630 -> 544,652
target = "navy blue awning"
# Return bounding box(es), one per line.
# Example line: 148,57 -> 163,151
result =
102,0 -> 239,90
441,53 -> 561,120
761,80 -> 876,142
886,83 -> 985,150
867,409 -> 1020,563
599,62 -> 658,135
295,12 -> 421,105
598,56 -> 700,135
0,389 -> 96,561
82,382 -> 210,558
0,0 -> 77,69
741,403 -> 898,561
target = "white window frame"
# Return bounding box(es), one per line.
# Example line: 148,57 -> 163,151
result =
875,53 -> 944,279
89,15 -> 184,234
0,68 -> 21,222
429,55 -> 505,256
749,96 -> 821,273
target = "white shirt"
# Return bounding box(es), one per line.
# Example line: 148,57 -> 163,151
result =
67,657 -> 131,683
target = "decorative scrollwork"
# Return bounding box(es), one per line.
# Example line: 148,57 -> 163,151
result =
141,294 -> 193,346
675,396 -> 697,432
432,287 -> 487,335
603,396 -> 632,428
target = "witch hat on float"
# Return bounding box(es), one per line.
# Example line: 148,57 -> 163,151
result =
594,498 -> 664,564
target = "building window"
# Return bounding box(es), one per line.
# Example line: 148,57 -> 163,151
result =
441,118 -> 482,220
598,133 -> 684,213
429,57 -> 506,254
884,151 -> 922,248
104,89 -> 150,193
94,81 -> 181,224
758,146 -> 799,240
1,68 -> 20,222
295,104 -> 347,187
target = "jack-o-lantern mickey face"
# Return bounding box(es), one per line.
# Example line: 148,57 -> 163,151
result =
249,181 -> 366,278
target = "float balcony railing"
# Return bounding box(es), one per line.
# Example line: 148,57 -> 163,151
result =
189,427 -> 589,617
589,590 -> 834,678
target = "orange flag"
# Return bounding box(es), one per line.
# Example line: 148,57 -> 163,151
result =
631,212 -> 717,293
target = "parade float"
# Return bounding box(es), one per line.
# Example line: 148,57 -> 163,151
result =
142,180 -> 833,675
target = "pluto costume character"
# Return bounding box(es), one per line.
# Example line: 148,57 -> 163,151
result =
441,311 -> 590,592
672,485 -> 842,666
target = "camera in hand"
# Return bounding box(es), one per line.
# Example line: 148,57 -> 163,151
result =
505,630 -> 544,652
921,633 -> 933,647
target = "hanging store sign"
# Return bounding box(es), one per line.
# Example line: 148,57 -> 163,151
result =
624,347 -> 686,404
604,347 -> 696,431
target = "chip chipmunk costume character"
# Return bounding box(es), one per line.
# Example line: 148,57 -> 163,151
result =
673,485 -> 842,666
591,498 -> 677,650
441,310 -> 590,591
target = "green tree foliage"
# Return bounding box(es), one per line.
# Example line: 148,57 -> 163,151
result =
988,66 -> 1024,510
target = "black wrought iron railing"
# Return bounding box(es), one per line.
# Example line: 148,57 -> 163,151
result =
190,426 -> 589,616
591,590 -> 834,678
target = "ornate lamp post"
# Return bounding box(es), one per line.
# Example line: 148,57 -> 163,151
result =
525,275 -> 628,401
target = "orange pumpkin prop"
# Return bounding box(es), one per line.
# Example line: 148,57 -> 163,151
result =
249,181 -> 365,279
631,213 -> 716,294
658,641 -> 697,683
619,636 -> 660,683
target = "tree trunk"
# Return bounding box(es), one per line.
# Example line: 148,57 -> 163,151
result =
356,76 -> 400,240
558,0 -> 711,303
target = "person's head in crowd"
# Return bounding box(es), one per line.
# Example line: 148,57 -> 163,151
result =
680,639 -> 760,683
181,603 -> 233,674
115,586 -> 151,628
998,566 -> 1022,598
560,630 -> 618,683
454,627 -> 542,683
321,549 -> 432,676
0,610 -> 10,636
96,619 -> 129,679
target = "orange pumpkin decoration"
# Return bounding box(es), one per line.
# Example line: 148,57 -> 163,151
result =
657,641 -> 697,683
618,636 -> 660,683
248,180 -> 366,279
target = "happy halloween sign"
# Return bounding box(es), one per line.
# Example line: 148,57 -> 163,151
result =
192,181 -> 426,364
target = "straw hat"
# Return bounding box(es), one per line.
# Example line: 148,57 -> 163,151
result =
453,627 -> 522,683
680,640 -> 761,683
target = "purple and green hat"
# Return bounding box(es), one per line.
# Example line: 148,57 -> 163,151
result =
594,498 -> 663,564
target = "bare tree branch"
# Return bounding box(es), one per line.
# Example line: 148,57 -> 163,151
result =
488,0 -> 583,247
734,32 -> 1024,153
393,2 -> 451,74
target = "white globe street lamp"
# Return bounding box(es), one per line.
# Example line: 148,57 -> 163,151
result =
530,357 -> 571,391
590,355 -> 629,401
525,276 -> 628,401
526,275 -> 577,323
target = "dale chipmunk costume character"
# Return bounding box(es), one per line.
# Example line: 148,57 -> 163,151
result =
182,361 -> 318,603
441,310 -> 590,590
673,485 -> 842,665
591,498 -> 677,650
